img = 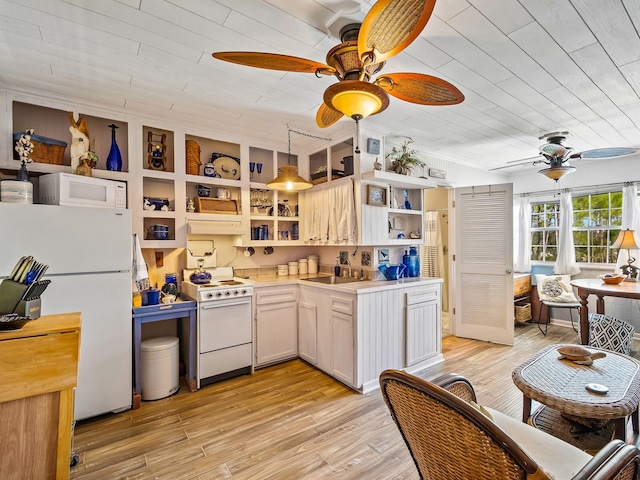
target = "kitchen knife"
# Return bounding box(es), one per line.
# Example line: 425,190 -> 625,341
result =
13,256 -> 33,283
8,256 -> 27,281
17,258 -> 35,284
35,264 -> 48,282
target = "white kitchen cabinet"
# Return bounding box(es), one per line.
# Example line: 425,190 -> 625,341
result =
298,301 -> 317,364
254,286 -> 298,367
299,285 -> 356,388
405,287 -> 441,366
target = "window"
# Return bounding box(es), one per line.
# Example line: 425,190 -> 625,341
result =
531,202 -> 558,261
572,192 -> 622,264
530,191 -> 622,264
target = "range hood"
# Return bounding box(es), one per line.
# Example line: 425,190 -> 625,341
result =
187,219 -> 244,235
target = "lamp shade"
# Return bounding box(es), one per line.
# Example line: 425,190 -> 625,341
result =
538,165 -> 576,180
324,80 -> 389,120
612,229 -> 640,250
266,165 -> 313,192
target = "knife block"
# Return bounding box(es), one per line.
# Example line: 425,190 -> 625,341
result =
13,298 -> 41,319
0,280 -> 28,315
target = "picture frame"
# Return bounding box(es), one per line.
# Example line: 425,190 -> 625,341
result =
367,184 -> 387,206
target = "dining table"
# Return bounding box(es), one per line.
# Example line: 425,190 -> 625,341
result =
570,278 -> 640,344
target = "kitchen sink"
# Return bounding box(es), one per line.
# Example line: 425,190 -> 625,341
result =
303,275 -> 364,285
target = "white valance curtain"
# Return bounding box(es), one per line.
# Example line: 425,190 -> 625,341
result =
554,191 -> 580,275
513,196 -> 531,273
301,178 -> 356,244
616,183 -> 640,271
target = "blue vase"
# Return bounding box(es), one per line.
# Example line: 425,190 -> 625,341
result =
106,124 -> 122,171
404,189 -> 412,210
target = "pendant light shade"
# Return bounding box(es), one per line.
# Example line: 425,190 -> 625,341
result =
266,165 -> 313,191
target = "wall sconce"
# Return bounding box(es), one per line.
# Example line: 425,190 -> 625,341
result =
612,228 -> 640,280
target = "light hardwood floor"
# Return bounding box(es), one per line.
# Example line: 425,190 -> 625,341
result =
70,323 -> 637,480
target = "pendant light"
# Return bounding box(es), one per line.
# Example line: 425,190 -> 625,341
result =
266,126 -> 329,192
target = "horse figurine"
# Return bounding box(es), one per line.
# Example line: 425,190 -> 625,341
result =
69,113 -> 90,174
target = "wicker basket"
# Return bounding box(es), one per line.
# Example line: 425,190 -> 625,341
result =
515,303 -> 531,323
13,132 -> 67,165
185,140 -> 201,175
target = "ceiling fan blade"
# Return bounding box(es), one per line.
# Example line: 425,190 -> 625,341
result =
358,0 -> 435,65
489,160 -> 543,171
212,52 -> 335,75
375,73 -> 464,105
316,103 -> 343,128
579,147 -> 638,159
506,155 -> 541,164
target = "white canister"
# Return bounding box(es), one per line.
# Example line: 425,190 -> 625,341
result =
277,264 -> 288,276
298,258 -> 308,275
307,255 -> 318,274
1,180 -> 33,204
288,261 -> 299,276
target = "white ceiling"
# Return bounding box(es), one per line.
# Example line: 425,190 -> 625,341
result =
2,0 -> 640,172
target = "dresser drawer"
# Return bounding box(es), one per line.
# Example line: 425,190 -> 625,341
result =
514,275 -> 531,296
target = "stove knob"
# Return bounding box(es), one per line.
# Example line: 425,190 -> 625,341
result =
216,291 -> 223,298
241,289 -> 248,296
206,292 -> 215,299
224,290 -> 231,296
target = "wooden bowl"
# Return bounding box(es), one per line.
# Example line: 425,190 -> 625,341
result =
599,274 -> 625,284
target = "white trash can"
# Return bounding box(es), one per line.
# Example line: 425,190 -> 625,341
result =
141,336 -> 179,401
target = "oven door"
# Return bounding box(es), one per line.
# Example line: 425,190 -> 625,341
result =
199,297 -> 252,353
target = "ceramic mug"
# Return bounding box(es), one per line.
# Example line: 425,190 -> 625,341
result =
162,294 -> 176,304
196,185 -> 210,197
215,187 -> 230,199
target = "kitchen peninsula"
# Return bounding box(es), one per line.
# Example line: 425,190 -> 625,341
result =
252,274 -> 443,393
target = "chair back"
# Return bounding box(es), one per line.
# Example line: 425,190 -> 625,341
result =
379,370 -> 541,480
585,313 -> 635,355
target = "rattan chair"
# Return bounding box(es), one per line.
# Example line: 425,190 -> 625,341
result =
380,370 -> 640,480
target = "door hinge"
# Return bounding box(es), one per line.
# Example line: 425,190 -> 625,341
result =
453,307 -> 455,315
452,200 -> 455,208
452,254 -> 455,261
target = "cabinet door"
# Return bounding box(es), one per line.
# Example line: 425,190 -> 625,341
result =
406,299 -> 440,366
255,302 -> 298,366
298,302 -> 317,364
331,310 -> 355,386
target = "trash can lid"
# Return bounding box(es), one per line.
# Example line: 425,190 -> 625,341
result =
141,336 -> 179,352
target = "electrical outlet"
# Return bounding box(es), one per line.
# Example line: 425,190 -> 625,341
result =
339,251 -> 349,265
361,252 -> 371,267
155,251 -> 164,267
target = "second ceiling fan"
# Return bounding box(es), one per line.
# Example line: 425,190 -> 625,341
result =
212,0 -> 464,128
491,131 -> 638,181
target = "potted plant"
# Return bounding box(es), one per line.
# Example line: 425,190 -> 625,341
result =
386,139 -> 425,175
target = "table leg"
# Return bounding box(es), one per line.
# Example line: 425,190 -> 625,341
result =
633,407 -> 639,434
522,395 -> 532,423
577,290 -> 589,345
614,417 -> 626,441
133,319 -> 143,409
596,295 -> 605,315
188,309 -> 197,392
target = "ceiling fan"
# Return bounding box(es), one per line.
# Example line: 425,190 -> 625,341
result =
212,0 -> 464,130
490,131 -> 638,181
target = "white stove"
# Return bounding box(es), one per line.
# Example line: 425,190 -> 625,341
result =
181,267 -> 254,388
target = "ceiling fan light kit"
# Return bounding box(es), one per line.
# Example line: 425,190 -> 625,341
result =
324,80 -> 389,120
538,165 -> 576,181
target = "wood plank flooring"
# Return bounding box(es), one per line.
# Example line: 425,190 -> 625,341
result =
70,323 -> 636,480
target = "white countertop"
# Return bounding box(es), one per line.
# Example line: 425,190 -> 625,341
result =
248,273 -> 443,293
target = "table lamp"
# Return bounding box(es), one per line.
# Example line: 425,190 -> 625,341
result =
612,229 -> 639,281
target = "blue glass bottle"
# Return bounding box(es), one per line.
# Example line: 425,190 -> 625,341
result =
106,124 -> 122,171
404,189 -> 412,210
409,246 -> 420,277
402,250 -> 410,278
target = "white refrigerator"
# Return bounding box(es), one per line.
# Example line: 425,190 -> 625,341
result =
0,203 -> 132,420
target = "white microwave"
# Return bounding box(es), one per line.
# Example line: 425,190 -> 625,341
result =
39,173 -> 127,209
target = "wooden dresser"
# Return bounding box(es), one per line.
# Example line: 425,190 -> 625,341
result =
0,312 -> 81,480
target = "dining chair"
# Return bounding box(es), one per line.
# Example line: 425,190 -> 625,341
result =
380,369 -> 640,480
582,313 -> 635,355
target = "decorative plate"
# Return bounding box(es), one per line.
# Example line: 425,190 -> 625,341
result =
210,153 -> 240,180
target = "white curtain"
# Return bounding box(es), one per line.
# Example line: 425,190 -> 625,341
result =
301,178 -> 356,244
616,183 -> 640,271
554,191 -> 580,275
513,196 -> 531,273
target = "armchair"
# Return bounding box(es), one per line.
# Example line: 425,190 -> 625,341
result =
380,370 -> 640,480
